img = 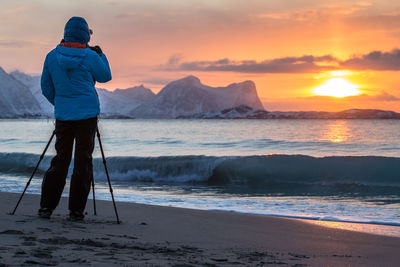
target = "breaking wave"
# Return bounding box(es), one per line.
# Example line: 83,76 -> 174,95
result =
1,152 -> 399,196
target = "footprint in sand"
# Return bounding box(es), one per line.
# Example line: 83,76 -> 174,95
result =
106,234 -> 138,240
32,251 -> 52,259
0,230 -> 24,235
21,241 -> 36,246
14,249 -> 27,257
22,236 -> 37,241
16,219 -> 32,223
24,259 -> 58,266
37,227 -> 52,233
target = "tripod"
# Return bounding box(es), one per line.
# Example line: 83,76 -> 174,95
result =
10,128 -> 121,224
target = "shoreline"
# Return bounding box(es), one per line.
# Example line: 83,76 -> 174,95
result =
1,191 -> 399,266
207,209 -> 400,237
3,188 -> 399,237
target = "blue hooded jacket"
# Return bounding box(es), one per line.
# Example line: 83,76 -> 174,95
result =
41,17 -> 112,121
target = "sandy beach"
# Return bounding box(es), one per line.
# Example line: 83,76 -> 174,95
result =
0,191 -> 399,266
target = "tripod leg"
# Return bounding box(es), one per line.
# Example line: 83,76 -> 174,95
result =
92,178 -> 97,215
11,130 -> 56,215
96,128 -> 121,224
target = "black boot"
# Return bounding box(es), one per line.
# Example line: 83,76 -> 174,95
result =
38,208 -> 53,219
68,210 -> 85,221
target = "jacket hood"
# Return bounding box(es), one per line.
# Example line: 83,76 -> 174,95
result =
64,17 -> 91,44
56,45 -> 88,70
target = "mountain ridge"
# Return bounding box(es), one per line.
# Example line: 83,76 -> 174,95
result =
0,67 -> 42,118
129,75 -> 264,118
179,105 -> 400,119
2,68 -> 399,119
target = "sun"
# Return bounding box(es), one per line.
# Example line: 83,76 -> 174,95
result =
313,78 -> 361,98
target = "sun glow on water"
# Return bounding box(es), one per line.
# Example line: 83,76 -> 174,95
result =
313,77 -> 361,98
323,120 -> 352,143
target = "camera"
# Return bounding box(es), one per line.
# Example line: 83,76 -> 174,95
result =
89,45 -> 102,55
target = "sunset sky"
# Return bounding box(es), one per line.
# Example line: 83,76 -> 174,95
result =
0,0 -> 399,111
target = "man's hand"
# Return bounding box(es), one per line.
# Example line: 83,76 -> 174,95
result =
89,45 -> 103,55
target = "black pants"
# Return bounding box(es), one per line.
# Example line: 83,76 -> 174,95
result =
40,118 -> 97,212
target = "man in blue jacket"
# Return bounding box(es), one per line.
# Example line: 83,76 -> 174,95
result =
39,17 -> 112,220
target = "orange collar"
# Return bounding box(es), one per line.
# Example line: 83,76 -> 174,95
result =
60,42 -> 87,49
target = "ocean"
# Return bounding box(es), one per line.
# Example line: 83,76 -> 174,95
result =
1,119 -> 399,236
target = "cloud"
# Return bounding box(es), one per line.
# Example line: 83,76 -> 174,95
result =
115,11 -> 156,19
254,3 -> 372,22
341,49 -> 400,70
356,2 -> 373,7
165,55 -> 338,73
305,91 -> 400,104
261,91 -> 400,112
355,91 -> 400,101
294,91 -> 400,102
392,30 -> 400,39
138,77 -> 172,86
167,54 -> 183,66
4,5 -> 29,14
165,49 -> 400,73
0,40 -> 36,48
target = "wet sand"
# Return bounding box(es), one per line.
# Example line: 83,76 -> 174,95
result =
0,191 -> 399,266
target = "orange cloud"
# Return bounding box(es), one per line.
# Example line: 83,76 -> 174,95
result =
165,49 -> 400,73
263,91 -> 400,112
4,6 -> 28,14
254,3 -> 372,22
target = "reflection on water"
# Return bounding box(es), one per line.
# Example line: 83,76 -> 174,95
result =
1,119 -> 400,157
305,219 -> 400,237
323,120 -> 352,143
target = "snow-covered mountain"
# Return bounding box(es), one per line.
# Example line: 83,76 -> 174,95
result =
4,72 -> 264,119
179,105 -> 267,119
6,70 -> 398,120
0,68 -> 41,118
180,106 -> 400,119
129,76 -> 264,118
97,85 -> 155,118
10,70 -> 53,116
10,69 -> 155,119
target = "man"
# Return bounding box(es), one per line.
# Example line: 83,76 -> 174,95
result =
39,16 -> 112,221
